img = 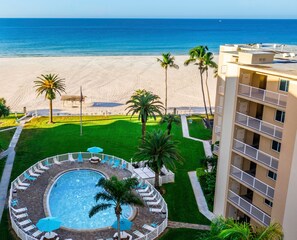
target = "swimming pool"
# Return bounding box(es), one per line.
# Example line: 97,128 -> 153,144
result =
47,169 -> 133,230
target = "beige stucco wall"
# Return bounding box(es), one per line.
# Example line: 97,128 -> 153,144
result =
255,164 -> 276,188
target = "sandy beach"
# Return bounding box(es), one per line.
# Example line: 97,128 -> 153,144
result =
0,55 -> 218,115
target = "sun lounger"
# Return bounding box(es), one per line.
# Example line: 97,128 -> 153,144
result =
143,224 -> 156,231
149,207 -> 164,213
137,185 -> 150,193
38,162 -> 49,170
143,193 -> 157,201
28,168 -> 40,177
11,206 -> 27,213
14,182 -> 28,190
24,172 -> 36,181
17,178 -> 30,187
121,162 -> 127,169
54,157 -> 62,165
68,153 -> 75,162
33,165 -> 44,174
101,156 -> 108,163
133,230 -> 145,238
23,224 -> 35,232
11,199 -> 18,207
140,190 -> 154,197
32,230 -> 43,238
13,212 -> 28,219
77,153 -> 84,163
146,198 -> 161,206
112,160 -> 120,168
108,159 -> 114,165
19,219 -> 31,226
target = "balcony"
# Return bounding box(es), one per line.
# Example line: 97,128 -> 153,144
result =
216,106 -> 223,115
218,85 -> 225,95
215,125 -> 221,136
228,190 -> 271,226
235,112 -> 283,140
230,165 -> 274,199
233,139 -> 278,170
213,144 -> 220,155
238,84 -> 287,108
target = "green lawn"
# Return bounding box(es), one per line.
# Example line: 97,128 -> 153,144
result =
0,130 -> 15,151
187,115 -> 212,140
2,115 -> 212,238
0,157 -> 7,179
159,228 -> 210,240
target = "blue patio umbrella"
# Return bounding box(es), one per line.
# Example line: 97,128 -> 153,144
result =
111,218 -> 133,231
36,217 -> 61,232
87,146 -> 104,154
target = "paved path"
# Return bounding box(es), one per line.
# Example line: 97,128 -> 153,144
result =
0,123 -> 24,221
0,126 -> 17,133
168,220 -> 210,230
188,171 -> 215,221
180,115 -> 213,157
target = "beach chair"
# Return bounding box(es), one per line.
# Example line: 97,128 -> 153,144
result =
68,154 -> 75,162
13,212 -> 28,219
121,162 -> 127,169
32,230 -> 43,238
23,224 -> 35,232
19,219 -> 31,226
11,206 -> 27,213
101,156 -> 108,163
143,193 -> 157,201
146,198 -> 161,206
14,182 -> 28,190
54,157 -> 62,165
137,185 -> 150,193
142,224 -> 155,232
24,172 -> 36,181
77,152 -> 83,163
149,207 -> 163,213
112,160 -> 120,168
17,178 -> 30,187
140,190 -> 154,197
108,158 -> 114,166
33,165 -> 44,174
133,230 -> 145,238
38,162 -> 49,170
11,199 -> 18,207
28,168 -> 40,177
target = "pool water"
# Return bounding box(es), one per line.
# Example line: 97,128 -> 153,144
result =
48,169 -> 132,230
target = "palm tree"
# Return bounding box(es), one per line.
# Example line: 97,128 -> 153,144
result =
157,53 -> 179,114
134,129 -> 182,188
184,46 -> 210,125
0,98 -> 10,118
126,90 -> 164,142
34,74 -> 66,123
89,176 -> 144,239
203,52 -> 218,116
160,114 -> 180,135
207,217 -> 283,240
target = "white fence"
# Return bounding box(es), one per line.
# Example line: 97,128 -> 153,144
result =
9,152 -> 168,240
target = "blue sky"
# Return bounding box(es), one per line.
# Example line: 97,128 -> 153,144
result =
0,0 -> 297,18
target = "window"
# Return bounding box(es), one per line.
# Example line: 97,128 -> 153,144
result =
268,170 -> 277,181
279,79 -> 289,92
275,110 -> 285,123
264,199 -> 273,207
272,140 -> 281,152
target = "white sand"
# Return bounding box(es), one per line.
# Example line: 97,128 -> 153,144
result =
0,55 -> 218,115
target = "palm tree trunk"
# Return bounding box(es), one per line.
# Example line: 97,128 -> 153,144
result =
141,120 -> 146,143
49,99 -> 53,123
155,171 -> 160,189
117,213 -> 121,240
205,70 -> 213,115
167,122 -> 172,135
199,67 -> 210,125
165,67 -> 168,114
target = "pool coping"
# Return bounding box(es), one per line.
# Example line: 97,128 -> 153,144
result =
43,167 -> 137,233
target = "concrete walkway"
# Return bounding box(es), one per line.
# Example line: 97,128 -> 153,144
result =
180,115 -> 212,157
0,126 -> 17,133
188,171 -> 215,221
0,122 -> 24,221
168,220 -> 210,230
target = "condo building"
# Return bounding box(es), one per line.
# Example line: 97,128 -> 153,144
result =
212,44 -> 297,239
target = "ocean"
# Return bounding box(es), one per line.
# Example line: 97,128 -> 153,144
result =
0,18 -> 297,57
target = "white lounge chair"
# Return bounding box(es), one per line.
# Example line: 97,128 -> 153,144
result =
17,178 -> 30,187
23,224 -> 35,232
11,206 -> 27,213
19,219 -> 31,226
38,162 -> 49,170
32,230 -> 43,238
54,157 -> 62,165
13,212 -> 28,219
137,185 -> 150,193
33,165 -> 44,174
68,154 -> 75,162
14,182 -> 27,190
29,168 -> 40,177
146,198 -> 161,206
143,193 -> 157,201
149,207 -> 163,213
140,190 -> 154,197
133,230 -> 145,238
143,224 -> 155,231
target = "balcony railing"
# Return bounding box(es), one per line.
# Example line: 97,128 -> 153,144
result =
235,112 -> 283,140
228,190 -> 271,226
215,125 -> 221,135
233,139 -> 278,170
230,165 -> 274,199
216,106 -> 223,115
218,85 -> 225,95
213,144 -> 220,155
238,83 -> 287,108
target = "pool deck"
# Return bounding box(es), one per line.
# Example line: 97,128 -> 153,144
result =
14,161 -> 164,240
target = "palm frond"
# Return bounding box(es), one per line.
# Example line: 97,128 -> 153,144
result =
89,203 -> 113,218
